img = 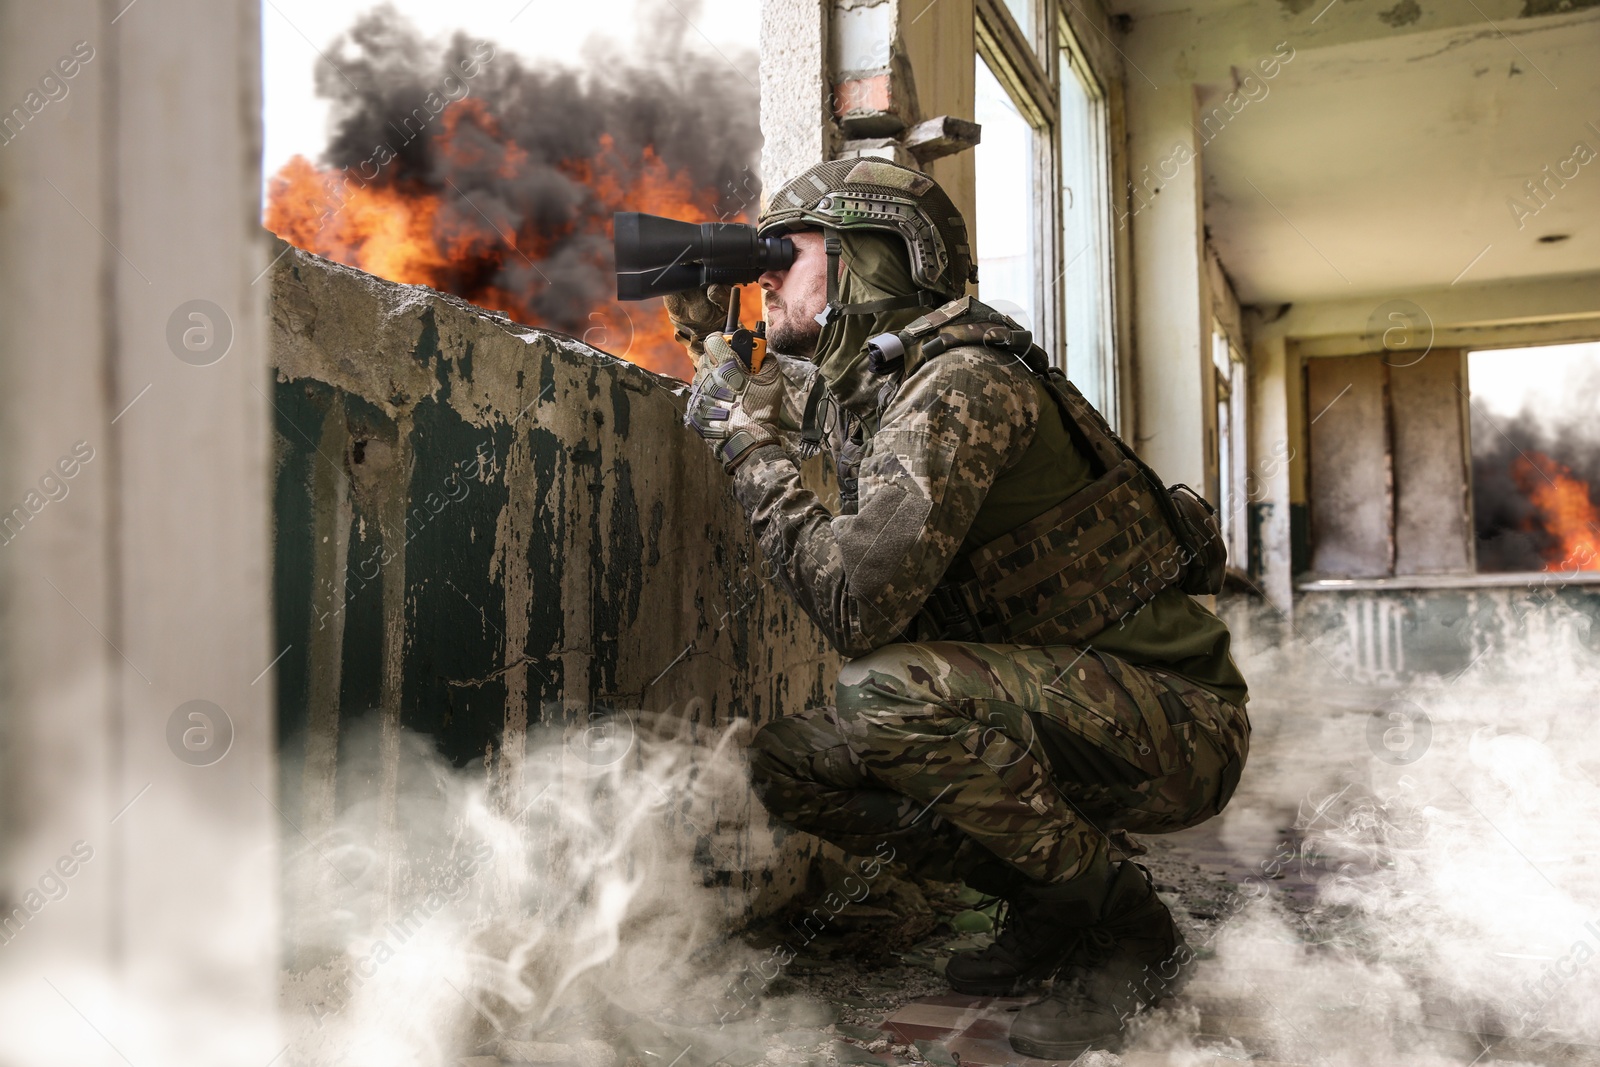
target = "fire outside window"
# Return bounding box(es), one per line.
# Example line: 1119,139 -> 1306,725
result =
1468,341 -> 1600,574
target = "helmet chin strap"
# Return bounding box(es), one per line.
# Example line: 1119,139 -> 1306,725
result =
813,233 -> 941,326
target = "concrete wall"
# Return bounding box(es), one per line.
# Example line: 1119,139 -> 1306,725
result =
761,0 -> 832,187
0,1 -> 277,1062
270,245 -> 841,932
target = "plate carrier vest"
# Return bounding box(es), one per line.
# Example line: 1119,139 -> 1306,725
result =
855,297 -> 1227,647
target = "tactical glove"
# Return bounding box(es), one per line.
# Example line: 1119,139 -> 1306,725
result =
684,332 -> 785,473
663,284 -> 733,369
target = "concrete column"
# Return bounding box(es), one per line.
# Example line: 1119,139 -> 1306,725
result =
1248,333 -> 1294,615
760,0 -> 831,190
0,2 -> 278,1063
1122,77 -> 1211,487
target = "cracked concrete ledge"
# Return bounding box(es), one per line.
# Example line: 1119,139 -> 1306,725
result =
268,239 -> 843,925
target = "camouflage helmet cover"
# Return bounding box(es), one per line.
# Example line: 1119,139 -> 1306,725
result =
757,158 -> 976,299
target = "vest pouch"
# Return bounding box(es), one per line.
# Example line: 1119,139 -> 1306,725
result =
1166,484 -> 1226,596
963,458 -> 1184,646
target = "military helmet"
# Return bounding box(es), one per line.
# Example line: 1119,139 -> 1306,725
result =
757,158 -> 977,300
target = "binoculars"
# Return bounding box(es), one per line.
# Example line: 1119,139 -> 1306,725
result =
613,212 -> 795,300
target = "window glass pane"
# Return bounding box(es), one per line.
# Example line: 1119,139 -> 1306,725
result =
1212,330 -> 1232,377
974,58 -> 1036,333
1059,50 -> 1113,416
1001,0 -> 1035,38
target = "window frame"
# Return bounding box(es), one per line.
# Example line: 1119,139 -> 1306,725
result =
1055,24 -> 1118,425
975,0 -> 1058,361
973,0 -> 1120,426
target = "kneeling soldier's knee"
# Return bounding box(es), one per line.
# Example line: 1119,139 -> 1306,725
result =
747,718 -> 805,792
836,644 -> 932,716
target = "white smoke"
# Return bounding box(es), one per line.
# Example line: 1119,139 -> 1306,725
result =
1124,596 -> 1600,1064
276,711 -> 794,1067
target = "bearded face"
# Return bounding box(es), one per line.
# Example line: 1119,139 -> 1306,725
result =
758,229 -> 830,359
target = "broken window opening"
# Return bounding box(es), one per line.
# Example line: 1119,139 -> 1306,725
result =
1468,341 -> 1600,574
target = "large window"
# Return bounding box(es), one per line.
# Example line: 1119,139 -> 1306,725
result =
1302,341 -> 1600,581
1058,38 -> 1116,422
971,2 -> 1119,422
974,58 -> 1038,333
1214,327 -> 1249,567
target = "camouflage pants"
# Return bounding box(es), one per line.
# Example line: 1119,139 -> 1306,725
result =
749,642 -> 1249,888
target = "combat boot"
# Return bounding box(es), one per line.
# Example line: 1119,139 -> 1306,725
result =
944,858 -> 1116,997
1007,861 -> 1193,1059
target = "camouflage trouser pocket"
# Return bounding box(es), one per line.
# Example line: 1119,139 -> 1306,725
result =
1038,650 -> 1189,781
954,700 -> 1059,818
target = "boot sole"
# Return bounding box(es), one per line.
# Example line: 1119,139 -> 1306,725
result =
1009,1033 -> 1119,1060
945,958 -> 1061,997
945,974 -> 1037,997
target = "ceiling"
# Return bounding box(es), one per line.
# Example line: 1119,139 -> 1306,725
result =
1195,11 -> 1600,306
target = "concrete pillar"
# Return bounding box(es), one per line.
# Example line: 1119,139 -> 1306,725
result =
1248,332 -> 1294,615
1122,77 -> 1211,487
0,2 -> 278,1063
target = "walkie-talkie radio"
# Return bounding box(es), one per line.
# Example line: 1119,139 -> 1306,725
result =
712,287 -> 767,374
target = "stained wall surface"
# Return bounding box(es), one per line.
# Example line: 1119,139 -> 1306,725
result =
270,244 -> 842,925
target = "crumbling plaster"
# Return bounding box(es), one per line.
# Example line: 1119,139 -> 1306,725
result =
270,243 -> 844,925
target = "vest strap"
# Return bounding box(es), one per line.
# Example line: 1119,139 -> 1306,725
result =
799,372 -> 830,453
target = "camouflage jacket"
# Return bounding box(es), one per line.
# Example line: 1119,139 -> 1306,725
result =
730,347 -> 1038,659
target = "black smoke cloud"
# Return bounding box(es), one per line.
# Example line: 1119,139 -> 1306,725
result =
310,3 -> 761,334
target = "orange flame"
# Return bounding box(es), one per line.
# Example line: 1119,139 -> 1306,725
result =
1512,452 -> 1600,572
264,99 -> 735,381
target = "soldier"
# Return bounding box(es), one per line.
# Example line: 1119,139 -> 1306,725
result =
672,158 -> 1249,1058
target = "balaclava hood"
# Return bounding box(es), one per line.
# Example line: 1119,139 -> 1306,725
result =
808,228 -> 936,417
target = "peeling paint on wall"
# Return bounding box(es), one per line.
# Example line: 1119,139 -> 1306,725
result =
1379,0 -> 1424,26
269,241 -> 842,930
